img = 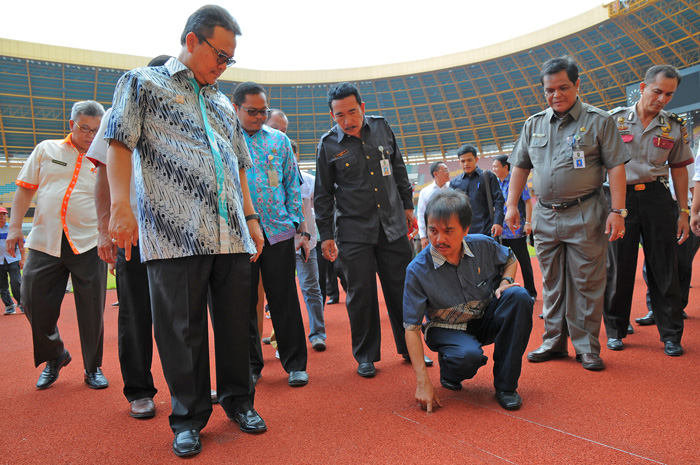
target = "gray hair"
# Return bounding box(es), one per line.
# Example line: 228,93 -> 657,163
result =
70,100 -> 105,121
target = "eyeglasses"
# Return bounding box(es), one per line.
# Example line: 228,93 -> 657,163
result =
74,122 -> 99,136
240,107 -> 271,117
202,37 -> 236,66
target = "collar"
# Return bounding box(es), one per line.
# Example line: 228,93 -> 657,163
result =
243,124 -> 273,140
335,116 -> 368,143
166,57 -> 219,92
430,239 -> 473,269
548,97 -> 582,122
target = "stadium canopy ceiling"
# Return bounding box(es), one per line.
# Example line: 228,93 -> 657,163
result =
0,0 -> 698,168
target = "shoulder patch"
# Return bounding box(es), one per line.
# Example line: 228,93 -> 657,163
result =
669,113 -> 686,126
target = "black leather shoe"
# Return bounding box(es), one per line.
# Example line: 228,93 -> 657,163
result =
576,353 -> 604,371
664,341 -> 684,356
627,324 -> 634,335
606,338 -> 624,351
326,297 -> 339,305
357,362 -> 376,378
36,350 -> 71,389
288,371 -> 309,387
172,430 -> 201,457
440,377 -> 462,391
84,367 -> 109,389
527,348 -> 568,363
496,390 -> 522,410
231,408 -> 267,434
635,311 -> 655,326
130,397 -> 156,419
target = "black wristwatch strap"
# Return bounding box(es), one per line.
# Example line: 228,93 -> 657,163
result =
245,214 -> 260,221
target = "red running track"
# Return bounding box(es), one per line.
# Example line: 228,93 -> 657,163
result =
1,255 -> 698,464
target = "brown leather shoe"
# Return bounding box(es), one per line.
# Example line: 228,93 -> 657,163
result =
130,397 -> 156,419
576,353 -> 604,371
527,347 -> 568,362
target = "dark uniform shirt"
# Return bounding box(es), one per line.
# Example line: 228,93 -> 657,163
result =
403,234 -> 516,334
449,167 -> 504,235
315,115 -> 413,244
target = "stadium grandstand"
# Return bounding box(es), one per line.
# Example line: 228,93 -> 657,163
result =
0,0 -> 698,212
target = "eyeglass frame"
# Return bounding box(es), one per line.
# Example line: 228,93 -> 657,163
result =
73,122 -> 99,136
239,107 -> 271,117
201,37 -> 236,66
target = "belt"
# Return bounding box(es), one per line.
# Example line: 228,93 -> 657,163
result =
627,178 -> 666,192
539,191 -> 598,212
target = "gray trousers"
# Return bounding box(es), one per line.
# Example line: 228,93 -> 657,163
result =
23,235 -> 107,371
533,192 -> 608,355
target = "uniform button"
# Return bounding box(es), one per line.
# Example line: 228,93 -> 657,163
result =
374,188 -> 378,192
377,204 -> 381,208
345,163 -> 349,167
366,156 -> 369,159
371,172 -> 374,175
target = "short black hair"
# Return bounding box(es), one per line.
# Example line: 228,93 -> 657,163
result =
457,144 -> 478,158
540,56 -> 579,86
180,5 -> 241,46
429,161 -> 446,178
644,64 -> 682,85
233,81 -> 266,106
327,82 -> 362,111
148,55 -> 171,67
424,189 -> 472,230
494,155 -> 510,171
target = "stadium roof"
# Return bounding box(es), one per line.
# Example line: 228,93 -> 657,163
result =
1,0 -> 698,167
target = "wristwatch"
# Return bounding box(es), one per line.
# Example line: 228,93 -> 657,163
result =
611,208 -> 628,218
501,276 -> 515,285
245,213 -> 260,222
300,232 -> 311,239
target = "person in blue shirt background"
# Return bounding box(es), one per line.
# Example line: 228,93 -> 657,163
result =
0,207 -> 24,315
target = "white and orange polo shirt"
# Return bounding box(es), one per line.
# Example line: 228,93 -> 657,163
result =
16,134 -> 98,257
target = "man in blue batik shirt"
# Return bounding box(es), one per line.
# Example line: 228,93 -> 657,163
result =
492,155 -> 537,300
403,190 -> 533,413
232,81 -> 308,389
105,6 -> 266,457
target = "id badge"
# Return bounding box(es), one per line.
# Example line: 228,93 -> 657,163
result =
380,158 -> 391,176
268,169 -> 279,187
572,150 -> 585,169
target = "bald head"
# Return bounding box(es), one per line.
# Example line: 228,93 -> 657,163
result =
267,109 -> 288,133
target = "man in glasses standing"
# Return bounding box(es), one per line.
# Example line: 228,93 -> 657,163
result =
232,82 -> 308,389
6,100 -> 109,390
105,6 -> 265,457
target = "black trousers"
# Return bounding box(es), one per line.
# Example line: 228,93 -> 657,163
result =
644,211 -> 700,313
147,253 -> 253,434
337,233 -> 412,363
116,243 -> 157,402
425,287 -> 533,392
0,260 -> 22,309
604,187 -> 683,341
249,236 -> 307,375
23,234 -> 107,371
501,236 -> 537,298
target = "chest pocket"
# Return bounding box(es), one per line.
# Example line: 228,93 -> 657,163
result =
332,153 -> 362,186
576,133 -> 596,156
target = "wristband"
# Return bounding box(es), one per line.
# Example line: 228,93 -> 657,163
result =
679,208 -> 690,215
300,232 -> 311,239
245,214 -> 260,222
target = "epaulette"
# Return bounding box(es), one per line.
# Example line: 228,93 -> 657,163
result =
608,106 -> 626,115
586,105 -> 611,117
527,109 -> 548,121
668,113 -> 686,126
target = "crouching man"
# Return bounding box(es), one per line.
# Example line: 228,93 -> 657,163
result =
403,190 -> 533,412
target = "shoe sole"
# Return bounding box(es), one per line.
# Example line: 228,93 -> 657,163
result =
576,357 -> 605,371
664,350 -> 684,356
130,411 -> 156,419
606,342 -> 624,351
233,418 -> 267,434
37,353 -> 72,390
84,378 -> 110,389
173,443 -> 202,457
357,370 -> 376,378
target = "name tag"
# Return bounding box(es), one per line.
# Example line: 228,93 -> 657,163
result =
572,150 -> 585,169
268,169 -> 279,187
653,136 -> 674,149
52,159 -> 68,166
380,158 -> 391,176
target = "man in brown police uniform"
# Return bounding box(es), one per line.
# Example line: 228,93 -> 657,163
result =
604,65 -> 694,356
